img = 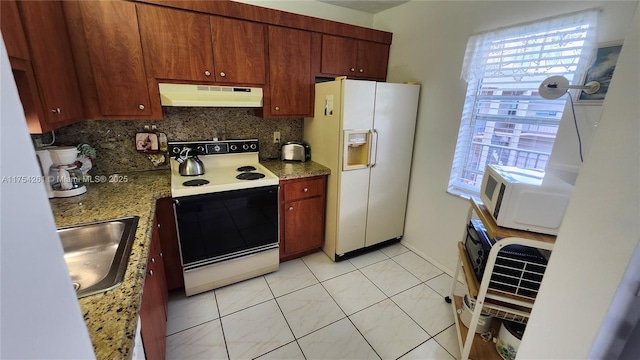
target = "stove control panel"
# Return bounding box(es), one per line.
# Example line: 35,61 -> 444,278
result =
169,139 -> 260,157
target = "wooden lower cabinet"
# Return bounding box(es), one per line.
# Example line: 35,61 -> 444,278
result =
140,214 -> 168,360
280,176 -> 327,261
156,197 -> 183,291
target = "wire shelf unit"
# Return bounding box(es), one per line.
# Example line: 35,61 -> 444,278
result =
447,198 -> 556,360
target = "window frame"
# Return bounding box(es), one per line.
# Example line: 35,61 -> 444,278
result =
448,10 -> 599,198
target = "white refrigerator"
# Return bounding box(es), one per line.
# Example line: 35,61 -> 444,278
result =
304,79 -> 420,260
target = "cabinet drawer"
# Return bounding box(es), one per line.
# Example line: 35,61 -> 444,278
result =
283,177 -> 325,202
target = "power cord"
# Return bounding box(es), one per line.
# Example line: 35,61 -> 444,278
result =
43,130 -> 56,146
567,92 -> 584,163
481,328 -> 495,342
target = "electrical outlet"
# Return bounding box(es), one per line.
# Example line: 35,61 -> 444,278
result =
273,131 -> 281,144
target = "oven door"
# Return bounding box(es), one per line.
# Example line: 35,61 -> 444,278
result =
174,185 -> 279,269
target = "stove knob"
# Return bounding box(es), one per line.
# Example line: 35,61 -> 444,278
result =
250,143 -> 257,150
242,144 -> 249,150
172,147 -> 181,155
214,145 -> 221,152
196,146 -> 205,153
230,144 -> 238,151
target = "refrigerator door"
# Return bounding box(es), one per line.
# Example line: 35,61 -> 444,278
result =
304,80 -> 343,259
342,80 -> 376,129
364,82 -> 420,247
335,80 -> 376,255
336,166 -> 372,255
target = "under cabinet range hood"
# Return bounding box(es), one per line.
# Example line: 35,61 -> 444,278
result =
158,83 -> 263,107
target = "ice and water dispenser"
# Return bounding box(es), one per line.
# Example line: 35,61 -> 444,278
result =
343,130 -> 371,170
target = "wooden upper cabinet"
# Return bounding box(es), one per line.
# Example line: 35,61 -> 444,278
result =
15,0 -> 84,131
320,34 -> 389,80
356,40 -> 390,80
137,5 -> 214,82
76,1 -> 152,116
320,35 -> 357,76
211,16 -> 266,84
267,26 -> 313,117
1,0 -> 29,60
137,5 -> 266,85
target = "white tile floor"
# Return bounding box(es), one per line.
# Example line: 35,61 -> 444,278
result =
165,243 -> 465,360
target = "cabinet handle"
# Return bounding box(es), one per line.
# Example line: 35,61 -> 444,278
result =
274,106 -> 280,111
303,188 -> 308,193
159,252 -> 163,258
204,70 -> 211,76
288,206 -> 294,211
149,269 -> 154,276
350,68 -> 355,72
51,108 -> 61,114
151,257 -> 155,263
157,223 -> 161,228
359,69 -> 364,73
220,72 -> 226,77
138,104 -> 145,110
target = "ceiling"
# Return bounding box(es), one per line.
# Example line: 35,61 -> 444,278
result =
316,0 -> 410,14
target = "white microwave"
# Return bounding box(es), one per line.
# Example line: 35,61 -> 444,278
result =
480,164 -> 573,235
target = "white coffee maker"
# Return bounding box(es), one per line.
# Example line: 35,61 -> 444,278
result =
35,146 -> 87,198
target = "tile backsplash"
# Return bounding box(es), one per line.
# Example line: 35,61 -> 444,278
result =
34,108 -> 303,176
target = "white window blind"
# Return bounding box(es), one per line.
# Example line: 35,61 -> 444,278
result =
449,10 -> 599,197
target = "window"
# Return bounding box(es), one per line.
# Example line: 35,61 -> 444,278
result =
449,10 -> 598,197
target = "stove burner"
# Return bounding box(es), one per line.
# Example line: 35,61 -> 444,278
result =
183,179 -> 210,187
236,172 -> 265,180
237,166 -> 257,172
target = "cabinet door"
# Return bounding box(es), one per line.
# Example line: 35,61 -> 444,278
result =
156,197 -> 183,291
210,16 -> 266,84
267,26 -> 312,117
1,0 -> 29,60
10,58 -> 47,134
283,197 -> 325,255
18,0 -> 84,128
320,35 -> 357,76
140,222 -> 167,360
139,265 -> 160,360
356,41 -> 389,80
78,1 -> 152,116
151,219 -> 169,318
137,5 -> 214,82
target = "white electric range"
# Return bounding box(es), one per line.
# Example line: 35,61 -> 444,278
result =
168,140 -> 280,296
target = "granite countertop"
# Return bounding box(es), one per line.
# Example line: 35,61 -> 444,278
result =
48,162 -> 327,359
261,160 -> 331,180
49,170 -> 171,360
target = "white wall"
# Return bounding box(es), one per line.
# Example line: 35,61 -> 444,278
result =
0,39 -> 95,358
373,1 -> 638,274
232,0 -> 374,27
518,5 -> 639,357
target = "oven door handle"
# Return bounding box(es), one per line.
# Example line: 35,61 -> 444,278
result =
466,223 -> 481,245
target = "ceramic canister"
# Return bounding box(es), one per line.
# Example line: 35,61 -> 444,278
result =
496,320 -> 526,360
459,294 -> 493,333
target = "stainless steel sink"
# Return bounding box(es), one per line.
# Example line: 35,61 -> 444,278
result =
58,216 -> 139,298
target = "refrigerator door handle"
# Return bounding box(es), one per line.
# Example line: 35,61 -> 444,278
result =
370,129 -> 379,167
